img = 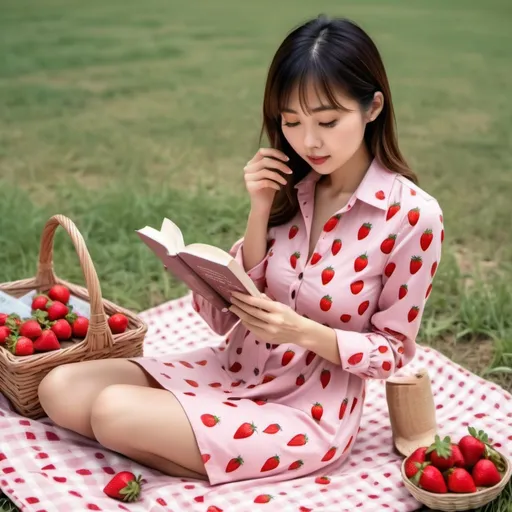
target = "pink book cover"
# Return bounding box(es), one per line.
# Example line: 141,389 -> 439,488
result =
135,218 -> 261,311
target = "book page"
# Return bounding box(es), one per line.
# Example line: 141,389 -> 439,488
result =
181,243 -> 232,265
179,253 -> 261,303
160,218 -> 185,254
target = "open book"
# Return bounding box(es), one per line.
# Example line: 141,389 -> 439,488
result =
136,218 -> 262,311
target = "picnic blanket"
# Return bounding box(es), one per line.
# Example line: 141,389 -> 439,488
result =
1,292 -> 511,512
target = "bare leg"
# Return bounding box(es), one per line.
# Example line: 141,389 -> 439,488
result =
90,384 -> 207,478
38,359 -> 159,438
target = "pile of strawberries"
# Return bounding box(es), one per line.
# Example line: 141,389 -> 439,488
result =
405,426 -> 507,494
0,285 -> 129,356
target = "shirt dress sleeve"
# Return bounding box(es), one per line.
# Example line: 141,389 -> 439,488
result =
191,236 -> 272,336
334,200 -> 444,380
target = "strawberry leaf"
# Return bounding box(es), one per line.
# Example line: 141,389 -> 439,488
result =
426,434 -> 452,458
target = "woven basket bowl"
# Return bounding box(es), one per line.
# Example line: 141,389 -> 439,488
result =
401,452 -> 511,511
0,214 -> 148,419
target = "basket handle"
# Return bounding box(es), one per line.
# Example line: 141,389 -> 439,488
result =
35,214 -> 114,351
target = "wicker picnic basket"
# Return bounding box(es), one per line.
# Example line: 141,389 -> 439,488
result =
401,451 -> 511,511
0,214 -> 147,419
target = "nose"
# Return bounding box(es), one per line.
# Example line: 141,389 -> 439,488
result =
304,127 -> 322,150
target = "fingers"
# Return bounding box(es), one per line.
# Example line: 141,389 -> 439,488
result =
229,304 -> 270,331
247,148 -> 290,166
244,157 -> 292,176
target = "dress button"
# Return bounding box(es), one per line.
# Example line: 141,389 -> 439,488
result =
291,290 -> 296,299
298,272 -> 303,280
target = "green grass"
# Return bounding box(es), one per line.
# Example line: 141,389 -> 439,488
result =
1,0 -> 511,510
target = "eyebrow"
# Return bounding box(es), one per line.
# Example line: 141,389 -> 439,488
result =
281,105 -> 337,114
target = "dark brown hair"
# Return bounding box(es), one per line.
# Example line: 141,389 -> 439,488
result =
260,15 -> 417,228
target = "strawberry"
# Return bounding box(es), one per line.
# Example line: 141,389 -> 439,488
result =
472,459 -> 502,487
347,352 -> 363,365
260,455 -> 280,472
310,252 -> 322,264
31,294 -> 50,312
323,214 -> 341,232
290,251 -> 300,269
386,202 -> 401,220
51,319 -> 72,340
398,284 -> 408,299
0,326 -> 11,344
343,435 -> 354,453
331,239 -> 342,255
225,456 -> 243,473
48,285 -> 71,305
281,349 -> 295,366
446,468 -> 477,493
321,266 -> 335,284
358,223 -> 372,240
20,319 -> 43,340
420,229 -> 433,251
411,462 -> 447,493
233,422 -> 257,439
201,454 -> 211,463
375,190 -> 385,200
354,254 -> 368,272
287,434 -> 308,446
262,374 -> 275,384
288,460 -> 304,470
441,229 -> 444,243
321,447 -> 337,462
458,426 -> 505,470
47,301 -> 69,321
311,402 -> 323,421
431,261 -> 438,277
410,256 -> 423,274
103,471 -> 142,502
380,235 -> 397,254
201,414 -> 220,427
404,447 -> 428,478
319,295 -> 332,311
0,313 -> 8,326
340,314 -> 351,323
108,313 -> 128,334
350,280 -> 364,294
4,313 -> 21,332
72,316 -> 89,338
179,360 -> 193,368
315,476 -> 331,485
305,351 -> 316,365
408,306 -> 420,323
207,507 -> 223,512
229,362 -> 242,373
320,369 -> 331,388
408,207 -> 420,226
426,435 -> 466,471
425,284 -> 433,298
254,494 -> 273,504
384,262 -> 396,277
358,300 -> 370,315
296,374 -> 305,386
7,335 -> 34,356
33,330 -> 60,352
263,424 -> 281,434
350,397 -> 358,414
288,225 -> 299,239
339,398 -> 348,420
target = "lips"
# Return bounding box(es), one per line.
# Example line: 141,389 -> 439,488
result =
307,156 -> 330,165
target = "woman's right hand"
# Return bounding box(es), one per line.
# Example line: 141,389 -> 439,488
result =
243,148 -> 293,212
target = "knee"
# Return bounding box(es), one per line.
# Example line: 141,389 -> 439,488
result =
38,364 -> 76,420
90,385 -> 130,448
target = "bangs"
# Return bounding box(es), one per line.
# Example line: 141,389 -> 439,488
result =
273,59 -> 353,118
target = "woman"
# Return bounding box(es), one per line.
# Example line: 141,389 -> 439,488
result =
38,15 -> 444,487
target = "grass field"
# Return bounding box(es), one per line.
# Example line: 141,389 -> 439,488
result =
1,0 -> 511,510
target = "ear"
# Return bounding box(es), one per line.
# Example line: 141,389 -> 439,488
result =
366,91 -> 384,122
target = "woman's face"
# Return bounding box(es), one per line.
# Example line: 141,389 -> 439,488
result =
280,82 -> 376,174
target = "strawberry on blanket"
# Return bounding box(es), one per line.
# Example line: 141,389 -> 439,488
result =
103,471 -> 143,502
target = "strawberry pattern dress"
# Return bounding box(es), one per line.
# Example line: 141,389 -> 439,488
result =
130,159 -> 444,486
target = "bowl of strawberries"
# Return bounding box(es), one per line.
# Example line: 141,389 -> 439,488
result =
401,426 -> 511,511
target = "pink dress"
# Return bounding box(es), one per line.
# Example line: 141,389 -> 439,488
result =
130,159 -> 444,486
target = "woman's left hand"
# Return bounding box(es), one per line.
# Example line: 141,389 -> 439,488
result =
228,291 -> 308,346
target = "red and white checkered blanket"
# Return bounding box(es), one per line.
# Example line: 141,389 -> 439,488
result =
1,292 -> 511,512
